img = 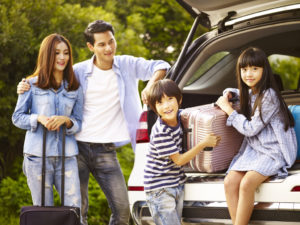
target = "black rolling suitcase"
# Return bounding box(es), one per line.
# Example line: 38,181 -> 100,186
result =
20,126 -> 81,225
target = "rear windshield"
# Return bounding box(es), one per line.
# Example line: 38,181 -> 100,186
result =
185,51 -> 229,86
185,51 -> 300,91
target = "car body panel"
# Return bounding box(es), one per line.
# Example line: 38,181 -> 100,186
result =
184,172 -> 300,202
177,0 -> 300,28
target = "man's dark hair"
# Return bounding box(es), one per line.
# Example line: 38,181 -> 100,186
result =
147,79 -> 182,115
84,20 -> 115,45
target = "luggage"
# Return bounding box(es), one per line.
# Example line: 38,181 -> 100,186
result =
288,105 -> 300,160
181,103 -> 244,173
20,126 -> 81,225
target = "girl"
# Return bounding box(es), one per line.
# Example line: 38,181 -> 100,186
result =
216,47 -> 297,225
12,34 -> 83,208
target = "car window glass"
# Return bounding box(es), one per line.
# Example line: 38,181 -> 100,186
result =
269,54 -> 300,90
185,51 -> 229,86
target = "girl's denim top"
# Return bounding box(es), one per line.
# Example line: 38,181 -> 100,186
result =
12,76 -> 83,157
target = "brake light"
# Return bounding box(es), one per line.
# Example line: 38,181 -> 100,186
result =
291,186 -> 300,192
136,110 -> 150,143
128,186 -> 145,191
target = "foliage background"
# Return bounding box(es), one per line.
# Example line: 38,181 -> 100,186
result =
0,0 -> 194,224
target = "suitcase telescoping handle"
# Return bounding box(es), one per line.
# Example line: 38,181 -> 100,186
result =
182,128 -> 213,151
41,125 -> 66,206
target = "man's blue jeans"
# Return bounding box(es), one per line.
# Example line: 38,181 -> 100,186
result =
145,184 -> 184,225
77,141 -> 130,225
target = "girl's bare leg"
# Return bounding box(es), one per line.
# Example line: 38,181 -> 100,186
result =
234,171 -> 269,225
224,171 -> 245,224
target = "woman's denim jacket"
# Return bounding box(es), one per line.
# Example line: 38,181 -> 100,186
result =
12,77 -> 83,157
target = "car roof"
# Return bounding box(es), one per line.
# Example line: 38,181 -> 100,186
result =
177,0 -> 300,28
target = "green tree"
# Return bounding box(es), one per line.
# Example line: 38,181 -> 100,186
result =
0,0 -> 153,178
269,55 -> 300,90
64,0 -> 196,62
104,0 -> 197,62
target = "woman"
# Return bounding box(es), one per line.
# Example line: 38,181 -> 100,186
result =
12,33 -> 83,208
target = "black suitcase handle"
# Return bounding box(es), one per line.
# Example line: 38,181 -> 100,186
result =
41,125 -> 66,206
181,127 -> 213,152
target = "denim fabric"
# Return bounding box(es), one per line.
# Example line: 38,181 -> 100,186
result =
73,55 -> 170,150
77,141 -> 130,225
145,184 -> 184,225
23,154 -> 81,208
12,76 -> 83,157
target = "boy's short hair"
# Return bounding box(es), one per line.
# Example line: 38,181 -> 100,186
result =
147,79 -> 182,115
84,20 -> 115,45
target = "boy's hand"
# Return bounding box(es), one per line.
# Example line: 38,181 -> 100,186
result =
17,78 -> 31,94
203,133 -> 221,148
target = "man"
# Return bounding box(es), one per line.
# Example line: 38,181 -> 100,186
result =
18,20 -> 170,225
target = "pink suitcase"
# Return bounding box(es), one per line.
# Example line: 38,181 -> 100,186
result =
181,103 -> 244,173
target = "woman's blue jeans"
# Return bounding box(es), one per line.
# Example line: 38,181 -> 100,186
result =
23,154 -> 81,208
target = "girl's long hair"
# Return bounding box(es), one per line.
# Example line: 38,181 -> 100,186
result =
236,47 -> 294,130
29,33 -> 79,91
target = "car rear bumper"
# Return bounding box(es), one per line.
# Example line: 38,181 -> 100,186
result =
131,200 -> 300,225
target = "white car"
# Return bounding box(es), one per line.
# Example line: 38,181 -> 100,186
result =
128,0 -> 300,224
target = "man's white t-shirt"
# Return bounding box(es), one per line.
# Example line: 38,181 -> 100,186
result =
75,65 -> 130,143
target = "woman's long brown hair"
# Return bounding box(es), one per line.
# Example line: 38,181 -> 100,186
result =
29,33 -> 79,91
236,47 -> 294,131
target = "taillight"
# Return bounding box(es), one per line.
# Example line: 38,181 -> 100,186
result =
291,186 -> 300,192
128,186 -> 144,191
136,110 -> 150,143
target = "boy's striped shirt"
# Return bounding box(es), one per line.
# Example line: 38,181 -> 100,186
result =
144,112 -> 186,192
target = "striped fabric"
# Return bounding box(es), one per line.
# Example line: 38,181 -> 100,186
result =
144,112 -> 186,192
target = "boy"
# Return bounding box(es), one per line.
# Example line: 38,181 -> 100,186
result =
144,79 -> 221,225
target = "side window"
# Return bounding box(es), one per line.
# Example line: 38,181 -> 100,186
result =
185,51 -> 229,86
269,54 -> 300,90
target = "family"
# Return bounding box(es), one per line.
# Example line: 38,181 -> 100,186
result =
12,19 -> 297,225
